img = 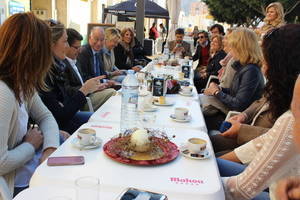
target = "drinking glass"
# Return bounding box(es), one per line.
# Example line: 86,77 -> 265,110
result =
48,197 -> 72,200
75,176 -> 100,200
139,111 -> 157,129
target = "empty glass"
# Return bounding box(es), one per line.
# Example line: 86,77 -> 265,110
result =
48,197 -> 72,200
75,176 -> 100,200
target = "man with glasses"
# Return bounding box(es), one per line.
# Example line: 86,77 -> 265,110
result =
64,28 -> 115,111
193,31 -> 210,68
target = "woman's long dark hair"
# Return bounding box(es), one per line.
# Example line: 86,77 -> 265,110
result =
262,24 -> 300,120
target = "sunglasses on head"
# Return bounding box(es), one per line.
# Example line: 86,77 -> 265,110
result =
47,19 -> 58,27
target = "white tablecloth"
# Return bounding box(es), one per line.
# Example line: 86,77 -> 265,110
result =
29,122 -> 224,200
27,60 -> 224,200
88,91 -> 207,132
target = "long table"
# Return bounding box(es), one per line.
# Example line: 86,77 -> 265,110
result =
15,61 -> 225,200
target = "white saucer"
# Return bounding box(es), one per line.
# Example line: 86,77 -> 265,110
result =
170,114 -> 191,122
180,146 -> 210,160
140,106 -> 158,112
71,137 -> 102,150
153,101 -> 174,106
139,91 -> 150,97
179,91 -> 193,97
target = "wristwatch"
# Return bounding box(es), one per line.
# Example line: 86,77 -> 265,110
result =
214,90 -> 220,96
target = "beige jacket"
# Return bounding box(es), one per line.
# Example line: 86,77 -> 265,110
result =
237,97 -> 274,144
0,81 -> 60,200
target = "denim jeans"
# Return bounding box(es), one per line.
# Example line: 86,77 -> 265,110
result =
217,158 -> 270,200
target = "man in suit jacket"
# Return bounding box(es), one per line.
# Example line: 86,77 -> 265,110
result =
64,28 -> 115,111
77,26 -> 108,82
168,28 -> 192,58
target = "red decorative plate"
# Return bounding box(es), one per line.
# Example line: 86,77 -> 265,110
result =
103,137 -> 179,165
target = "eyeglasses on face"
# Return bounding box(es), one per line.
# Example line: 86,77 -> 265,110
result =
71,45 -> 81,50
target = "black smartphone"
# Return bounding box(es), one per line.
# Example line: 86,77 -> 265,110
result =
112,84 -> 122,91
117,188 -> 167,200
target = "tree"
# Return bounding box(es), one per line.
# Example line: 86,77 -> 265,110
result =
203,0 -> 300,26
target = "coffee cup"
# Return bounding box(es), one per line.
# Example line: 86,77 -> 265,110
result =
187,138 -> 207,154
181,86 -> 193,94
77,128 -> 97,146
174,107 -> 189,120
142,95 -> 153,109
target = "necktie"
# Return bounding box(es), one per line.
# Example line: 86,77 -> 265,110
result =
94,53 -> 100,76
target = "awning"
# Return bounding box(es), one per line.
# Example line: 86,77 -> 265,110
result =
104,0 -> 169,19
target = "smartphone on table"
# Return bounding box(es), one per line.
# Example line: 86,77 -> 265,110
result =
47,156 -> 85,166
117,188 -> 167,200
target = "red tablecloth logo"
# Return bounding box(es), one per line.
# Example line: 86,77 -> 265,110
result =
170,177 -> 204,186
101,112 -> 111,118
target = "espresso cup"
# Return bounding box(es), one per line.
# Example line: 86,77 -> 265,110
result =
142,95 -> 153,109
77,128 -> 97,146
187,138 -> 207,154
174,107 -> 189,120
181,86 -> 193,94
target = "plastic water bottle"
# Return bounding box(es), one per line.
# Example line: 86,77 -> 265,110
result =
163,42 -> 170,60
120,70 -> 139,133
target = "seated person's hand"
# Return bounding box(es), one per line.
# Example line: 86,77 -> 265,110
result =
59,130 -> 70,140
203,82 -> 219,96
97,82 -> 109,91
80,75 -> 106,95
40,147 -> 56,164
132,66 -> 141,72
220,120 -> 241,139
276,177 -> 300,200
229,113 -> 247,123
24,127 -> 43,149
107,80 -> 117,87
199,72 -> 207,79
112,70 -> 122,76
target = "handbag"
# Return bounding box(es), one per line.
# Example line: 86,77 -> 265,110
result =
200,95 -> 229,116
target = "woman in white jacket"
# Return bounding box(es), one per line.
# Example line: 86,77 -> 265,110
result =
0,13 -> 60,199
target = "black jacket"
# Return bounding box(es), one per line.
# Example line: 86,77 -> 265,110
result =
63,59 -> 83,97
215,61 -> 264,111
206,50 -> 226,77
39,58 -> 87,131
113,43 -> 133,70
77,44 -> 107,82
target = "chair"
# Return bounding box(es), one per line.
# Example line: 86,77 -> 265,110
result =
205,75 -> 219,89
86,97 -> 94,112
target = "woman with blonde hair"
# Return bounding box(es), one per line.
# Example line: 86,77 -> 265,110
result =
114,28 -> 141,72
204,28 -> 264,131
102,27 -> 126,83
194,34 -> 226,92
0,13 -> 59,198
256,2 -> 285,38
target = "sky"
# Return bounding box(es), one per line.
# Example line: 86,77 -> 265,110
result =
181,0 -> 199,14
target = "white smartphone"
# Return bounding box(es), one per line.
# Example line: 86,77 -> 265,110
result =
117,188 -> 168,200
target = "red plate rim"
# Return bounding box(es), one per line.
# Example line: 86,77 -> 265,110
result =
103,137 -> 179,166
